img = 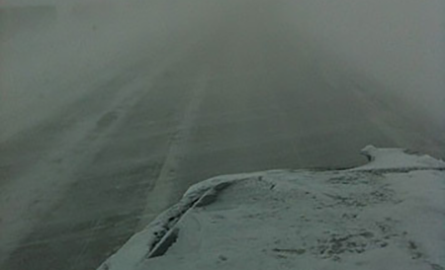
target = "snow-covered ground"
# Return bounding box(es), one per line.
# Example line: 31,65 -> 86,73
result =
97,147 -> 445,270
0,0 -> 220,142
1,1 -> 444,269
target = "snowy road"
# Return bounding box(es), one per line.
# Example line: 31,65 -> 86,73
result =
1,1 -> 444,270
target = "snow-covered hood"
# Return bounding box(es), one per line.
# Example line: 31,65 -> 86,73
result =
98,146 -> 445,270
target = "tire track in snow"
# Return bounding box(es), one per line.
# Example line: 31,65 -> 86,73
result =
137,69 -> 209,231
0,42 -> 196,267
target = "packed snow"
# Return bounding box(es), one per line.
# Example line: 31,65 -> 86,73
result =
97,147 -> 445,270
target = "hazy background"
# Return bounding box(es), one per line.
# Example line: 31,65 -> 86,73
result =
1,2 -> 444,269
282,0 -> 444,128
1,0 -> 444,142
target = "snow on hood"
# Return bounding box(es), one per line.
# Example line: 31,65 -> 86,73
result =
354,145 -> 445,171
97,147 -> 445,270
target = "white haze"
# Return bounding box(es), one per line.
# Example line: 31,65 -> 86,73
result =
1,0 -> 444,142
282,0 -> 445,128
0,0 -> 221,141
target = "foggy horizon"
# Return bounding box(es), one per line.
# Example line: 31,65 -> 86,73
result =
0,1 -> 444,269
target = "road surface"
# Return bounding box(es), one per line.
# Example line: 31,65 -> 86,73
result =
1,1 -> 444,269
